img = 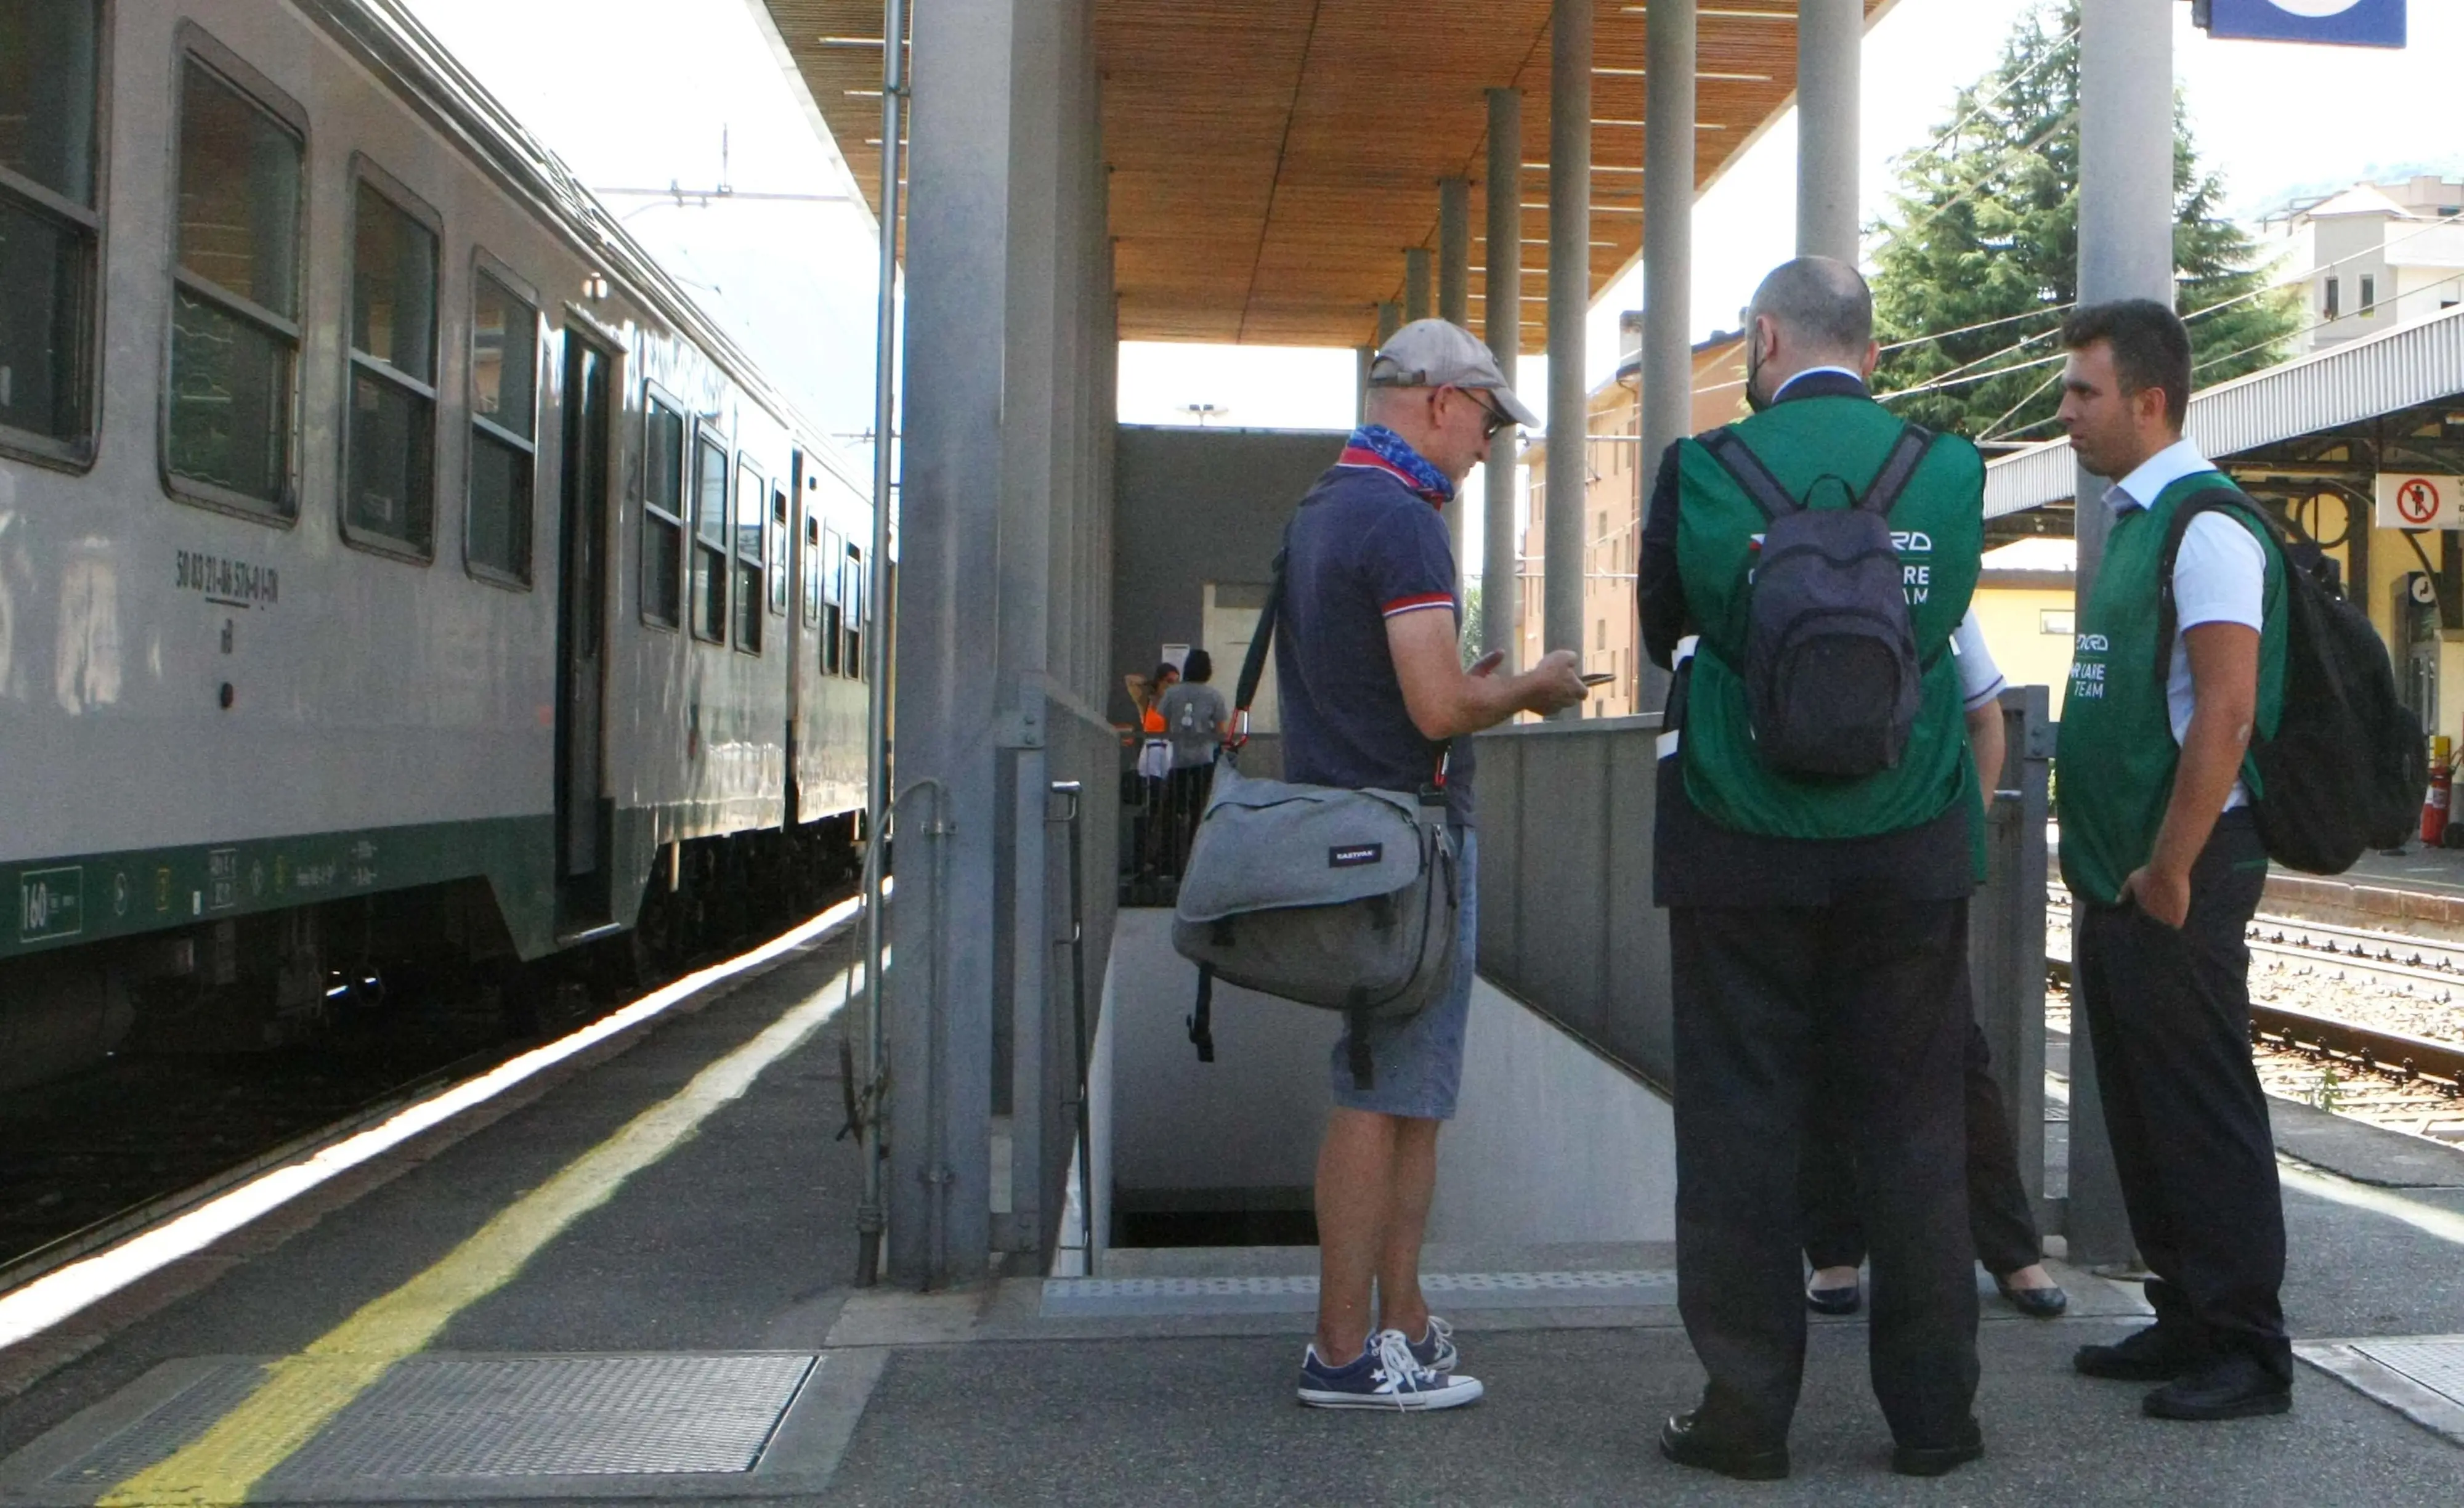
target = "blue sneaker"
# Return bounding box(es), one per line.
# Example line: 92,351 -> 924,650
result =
1297,1329 -> 1483,1411
1408,1315 -> 1459,1374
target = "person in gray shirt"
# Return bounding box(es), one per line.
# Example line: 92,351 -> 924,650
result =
1156,649 -> 1229,866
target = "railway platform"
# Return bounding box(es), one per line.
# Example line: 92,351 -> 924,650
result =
4,907 -> 2464,1506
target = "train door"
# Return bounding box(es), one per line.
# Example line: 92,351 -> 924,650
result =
785,450 -> 813,826
554,335 -> 615,921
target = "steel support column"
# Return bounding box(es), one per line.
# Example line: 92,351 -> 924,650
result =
1640,0 -> 1695,713
890,0 -> 1111,1289
1377,301 -> 1401,344
1794,0 -> 1862,262
1405,248 -> 1433,323
1544,0 -> 1591,706
1483,87 -> 1523,667
1439,176 -> 1472,586
2064,0 -> 2174,1271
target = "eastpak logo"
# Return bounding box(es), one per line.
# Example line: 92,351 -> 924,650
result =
1329,844 -> 1384,869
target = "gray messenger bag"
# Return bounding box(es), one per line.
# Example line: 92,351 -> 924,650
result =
1170,545 -> 1461,1090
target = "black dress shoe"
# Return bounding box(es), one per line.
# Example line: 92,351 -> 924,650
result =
1660,1411 -> 1789,1482
1805,1278 -> 1861,1315
1891,1416 -> 1985,1478
2142,1352 -> 2292,1421
1995,1274 -> 2069,1318
2074,1324 -> 2205,1381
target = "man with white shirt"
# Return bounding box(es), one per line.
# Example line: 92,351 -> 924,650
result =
2054,300 -> 2292,1421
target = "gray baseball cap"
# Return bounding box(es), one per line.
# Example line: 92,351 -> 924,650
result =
1366,318 -> 1540,428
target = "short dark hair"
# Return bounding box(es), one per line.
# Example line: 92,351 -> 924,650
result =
2061,299 -> 2191,429
1182,649 -> 1214,683
1748,257 -> 1873,354
1150,662 -> 1180,686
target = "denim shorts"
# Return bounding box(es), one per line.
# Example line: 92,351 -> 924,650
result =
1331,829 -> 1476,1121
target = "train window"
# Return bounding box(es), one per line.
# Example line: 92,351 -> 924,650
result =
640,397 -> 685,627
820,525 -> 843,675
166,55 -> 304,517
466,266 -> 537,583
342,171 -> 440,556
733,457 -> 764,654
0,1 -> 102,458
769,485 -> 790,616
843,543 -> 864,679
691,430 -> 728,641
802,514 -> 822,628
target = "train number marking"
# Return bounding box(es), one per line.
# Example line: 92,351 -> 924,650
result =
206,848 -> 240,912
18,867 -> 84,943
174,550 -> 279,611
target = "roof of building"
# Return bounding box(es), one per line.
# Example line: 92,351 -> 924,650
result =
758,0 -> 1895,351
1984,301 -> 2464,518
1980,537 -> 2075,577
2304,183 -> 2417,221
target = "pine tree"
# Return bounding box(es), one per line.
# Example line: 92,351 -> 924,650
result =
1867,1 -> 2301,444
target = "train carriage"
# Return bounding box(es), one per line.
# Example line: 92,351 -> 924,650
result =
0,0 -> 872,1089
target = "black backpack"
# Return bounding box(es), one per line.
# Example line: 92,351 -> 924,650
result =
2157,488 -> 2425,874
1700,423 -> 1939,779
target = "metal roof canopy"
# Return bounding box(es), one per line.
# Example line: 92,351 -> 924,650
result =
760,0 -> 1892,352
1985,302 -> 2464,517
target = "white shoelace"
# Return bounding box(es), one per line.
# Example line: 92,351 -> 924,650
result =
1420,1315 -> 1457,1368
1370,1328 -> 1440,1408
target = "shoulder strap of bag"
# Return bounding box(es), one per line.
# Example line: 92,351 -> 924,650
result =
2152,484 -> 2288,694
1698,429 -> 1801,522
1857,422 -> 1936,518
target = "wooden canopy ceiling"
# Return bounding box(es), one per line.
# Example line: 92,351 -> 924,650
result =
761,1 -> 1891,352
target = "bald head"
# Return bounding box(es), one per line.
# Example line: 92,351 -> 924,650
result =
1743,256 -> 1879,407
1749,256 -> 1873,356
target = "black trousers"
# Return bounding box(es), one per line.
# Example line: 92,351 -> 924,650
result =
1671,899 -> 1980,1446
1802,1006 -> 2043,1279
2073,809 -> 2290,1380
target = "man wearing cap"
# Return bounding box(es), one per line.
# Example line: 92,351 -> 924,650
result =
1286,319 -> 1587,1411
1638,258 -> 1988,1477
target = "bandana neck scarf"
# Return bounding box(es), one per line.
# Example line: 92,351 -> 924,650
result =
1341,424 -> 1454,506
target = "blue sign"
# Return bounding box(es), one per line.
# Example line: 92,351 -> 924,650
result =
2209,0 -> 2406,48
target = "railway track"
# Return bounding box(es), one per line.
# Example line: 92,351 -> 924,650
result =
2045,893 -> 2464,1097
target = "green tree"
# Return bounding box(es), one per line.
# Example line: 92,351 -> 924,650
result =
1867,1 -> 2301,444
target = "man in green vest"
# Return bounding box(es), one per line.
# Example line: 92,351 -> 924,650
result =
2054,299 -> 2293,1421
1638,257 -> 1987,1480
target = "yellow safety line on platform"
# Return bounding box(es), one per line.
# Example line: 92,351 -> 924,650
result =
2279,1157 -> 2464,1249
99,951 -> 870,1507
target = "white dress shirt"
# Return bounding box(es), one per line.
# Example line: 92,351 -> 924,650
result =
2104,437 -> 2266,811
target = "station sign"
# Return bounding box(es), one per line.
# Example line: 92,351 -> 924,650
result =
2376,473 -> 2464,530
2202,0 -> 2407,49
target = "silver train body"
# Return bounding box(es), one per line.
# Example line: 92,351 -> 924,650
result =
0,0 -> 873,1085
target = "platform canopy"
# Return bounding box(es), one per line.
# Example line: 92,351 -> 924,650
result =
761,0 -> 1891,351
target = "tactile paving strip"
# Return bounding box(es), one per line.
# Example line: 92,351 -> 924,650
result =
1041,1270 -> 1679,1317
2355,1337 -> 2464,1407
52,1354 -> 816,1486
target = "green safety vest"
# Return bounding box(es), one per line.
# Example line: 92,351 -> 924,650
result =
1675,397 -> 1986,841
2054,472 -> 2287,906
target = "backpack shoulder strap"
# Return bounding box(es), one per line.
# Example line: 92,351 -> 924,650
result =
2152,484 -> 2282,693
1698,428 -> 1801,522
1857,422 -> 1937,519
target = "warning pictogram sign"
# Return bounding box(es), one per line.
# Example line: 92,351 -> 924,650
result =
2377,473 -> 2464,530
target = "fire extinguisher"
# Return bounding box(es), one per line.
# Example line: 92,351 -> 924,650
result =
2422,735 -> 2452,846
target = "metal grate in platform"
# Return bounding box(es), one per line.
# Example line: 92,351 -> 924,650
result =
2298,1335 -> 2464,1448
2354,1338 -> 2464,1408
1042,1269 -> 1679,1318
50,1354 -> 817,1487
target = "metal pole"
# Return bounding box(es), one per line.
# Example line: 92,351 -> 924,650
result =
1439,177 -> 1473,590
856,0 -> 907,1292
1794,0 -> 1862,262
1356,343 -> 1372,426
1642,0 -> 1696,711
2064,0 -> 2174,1272
1439,179 -> 1470,327
1545,0 -> 1591,708
1405,247 -> 1433,323
1483,88 -> 1523,668
1377,301 -> 1401,344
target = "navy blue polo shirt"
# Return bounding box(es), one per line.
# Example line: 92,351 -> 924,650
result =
1276,426 -> 1475,825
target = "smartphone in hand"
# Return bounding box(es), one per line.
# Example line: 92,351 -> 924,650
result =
1579,671 -> 1616,687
